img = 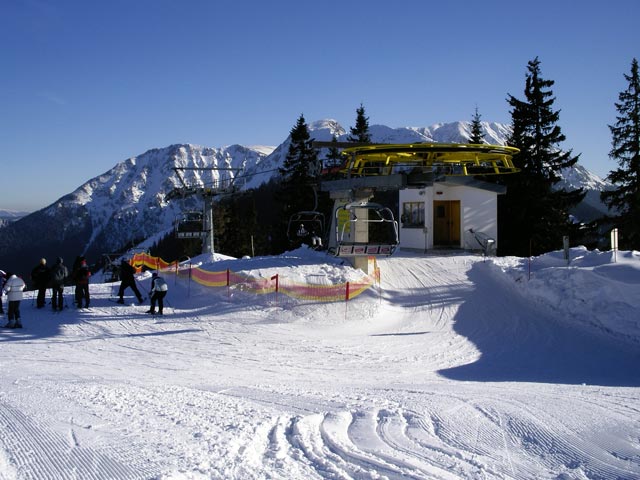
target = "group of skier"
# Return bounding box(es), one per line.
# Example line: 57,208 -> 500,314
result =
30,256 -> 91,311
1,257 -> 169,329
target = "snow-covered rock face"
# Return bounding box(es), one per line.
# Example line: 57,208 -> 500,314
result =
36,143 -> 275,256
557,162 -> 611,191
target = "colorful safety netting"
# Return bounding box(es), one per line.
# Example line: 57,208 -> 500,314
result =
129,252 -> 380,302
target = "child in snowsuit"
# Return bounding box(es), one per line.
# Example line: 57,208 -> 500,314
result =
146,272 -> 168,315
3,273 -> 26,328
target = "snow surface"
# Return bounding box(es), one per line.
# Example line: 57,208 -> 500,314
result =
1,247 -> 639,480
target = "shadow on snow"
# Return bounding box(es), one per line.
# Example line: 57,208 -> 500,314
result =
437,262 -> 640,387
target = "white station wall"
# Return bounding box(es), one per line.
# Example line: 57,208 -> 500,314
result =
398,184 -> 499,251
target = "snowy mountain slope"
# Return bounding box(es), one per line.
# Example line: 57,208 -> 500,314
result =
0,143 -> 273,274
0,248 -> 638,478
0,120 -> 611,276
0,209 -> 28,228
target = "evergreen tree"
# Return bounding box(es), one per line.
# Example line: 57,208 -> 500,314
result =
320,134 -> 344,181
347,103 -> 372,143
276,114 -> 321,242
253,179 -> 286,254
216,193 -> 259,257
324,135 -> 343,168
499,57 -> 585,256
279,114 -> 320,184
469,106 -> 485,144
601,58 -> 640,249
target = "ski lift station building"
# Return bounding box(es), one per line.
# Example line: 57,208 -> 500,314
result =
322,143 -> 519,260
398,177 -> 506,253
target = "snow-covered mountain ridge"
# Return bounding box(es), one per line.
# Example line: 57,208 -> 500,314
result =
0,209 -> 29,228
0,120 -> 610,274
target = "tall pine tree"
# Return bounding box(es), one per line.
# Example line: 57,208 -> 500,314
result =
347,103 -> 372,143
601,58 -> 640,249
469,106 -> 486,144
276,114 -> 322,246
320,134 -> 344,180
324,134 -> 343,168
500,57 -> 585,256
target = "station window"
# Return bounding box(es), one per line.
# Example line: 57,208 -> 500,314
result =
401,202 -> 424,228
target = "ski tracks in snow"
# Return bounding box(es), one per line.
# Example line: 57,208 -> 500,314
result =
256,390 -> 640,480
0,397 -> 158,480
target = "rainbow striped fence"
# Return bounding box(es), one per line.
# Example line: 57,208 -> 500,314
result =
130,253 -> 380,303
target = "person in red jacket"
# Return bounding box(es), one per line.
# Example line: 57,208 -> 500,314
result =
73,257 -> 91,308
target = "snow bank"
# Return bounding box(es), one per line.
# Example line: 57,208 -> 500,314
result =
490,246 -> 640,344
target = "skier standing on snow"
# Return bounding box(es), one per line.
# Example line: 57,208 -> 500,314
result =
146,272 -> 168,315
50,257 -> 68,311
73,257 -> 91,308
117,259 -> 143,304
31,258 -> 50,309
0,269 -> 6,315
3,272 -> 26,328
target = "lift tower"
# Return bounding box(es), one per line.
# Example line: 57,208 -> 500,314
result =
166,167 -> 240,254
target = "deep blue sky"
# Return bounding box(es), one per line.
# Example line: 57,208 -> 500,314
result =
1,0 -> 638,211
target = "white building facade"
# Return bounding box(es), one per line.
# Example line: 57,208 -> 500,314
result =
398,177 -> 506,253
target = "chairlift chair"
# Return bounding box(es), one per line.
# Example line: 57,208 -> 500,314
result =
287,211 -> 326,247
175,211 -> 206,239
333,201 -> 399,256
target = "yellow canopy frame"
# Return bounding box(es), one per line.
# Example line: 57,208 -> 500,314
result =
339,143 -> 520,176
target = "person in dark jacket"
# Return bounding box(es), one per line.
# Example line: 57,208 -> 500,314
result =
0,269 -> 6,315
31,258 -> 50,309
73,257 -> 91,308
117,259 -> 143,304
49,257 -> 68,311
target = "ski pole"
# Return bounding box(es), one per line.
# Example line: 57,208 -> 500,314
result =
164,295 -> 174,314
